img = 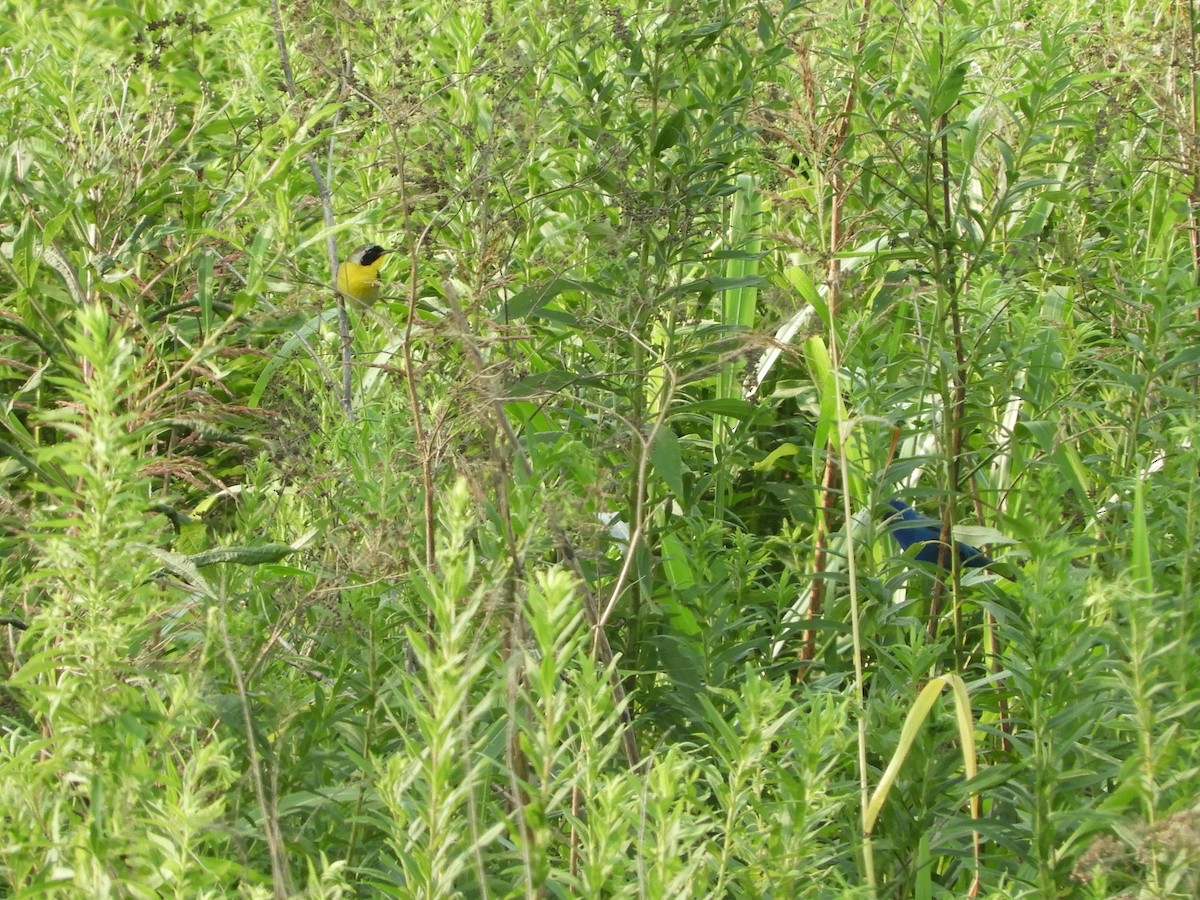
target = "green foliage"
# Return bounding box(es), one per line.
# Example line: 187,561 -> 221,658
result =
2,306 -> 241,893
2,0 -> 1199,896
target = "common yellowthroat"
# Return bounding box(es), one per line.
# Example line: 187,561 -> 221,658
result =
336,243 -> 391,305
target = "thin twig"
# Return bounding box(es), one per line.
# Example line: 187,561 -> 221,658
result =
269,0 -> 354,419
218,607 -> 293,898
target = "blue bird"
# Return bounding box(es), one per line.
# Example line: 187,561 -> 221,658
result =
885,498 -> 993,571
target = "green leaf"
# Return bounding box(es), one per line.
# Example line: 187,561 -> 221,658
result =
668,274 -> 765,298
672,398 -> 754,418
652,107 -> 688,156
498,278 -> 580,320
754,442 -> 802,472
660,532 -> 697,596
931,63 -> 968,118
649,427 -> 685,498
1131,478 -> 1151,591
508,370 -> 578,396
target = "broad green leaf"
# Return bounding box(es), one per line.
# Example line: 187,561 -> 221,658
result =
649,426 -> 685,498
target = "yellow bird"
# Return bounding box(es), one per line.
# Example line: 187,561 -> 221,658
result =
335,243 -> 392,305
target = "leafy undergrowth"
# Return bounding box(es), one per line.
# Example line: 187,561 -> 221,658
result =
1,0 -> 1198,896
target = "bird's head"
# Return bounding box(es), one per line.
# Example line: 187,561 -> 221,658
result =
348,244 -> 391,267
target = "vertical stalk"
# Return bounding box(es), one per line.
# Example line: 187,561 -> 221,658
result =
813,3 -> 875,890
800,0 -> 871,677
927,3 -> 969,647
269,0 -> 354,419
1188,0 -> 1200,304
